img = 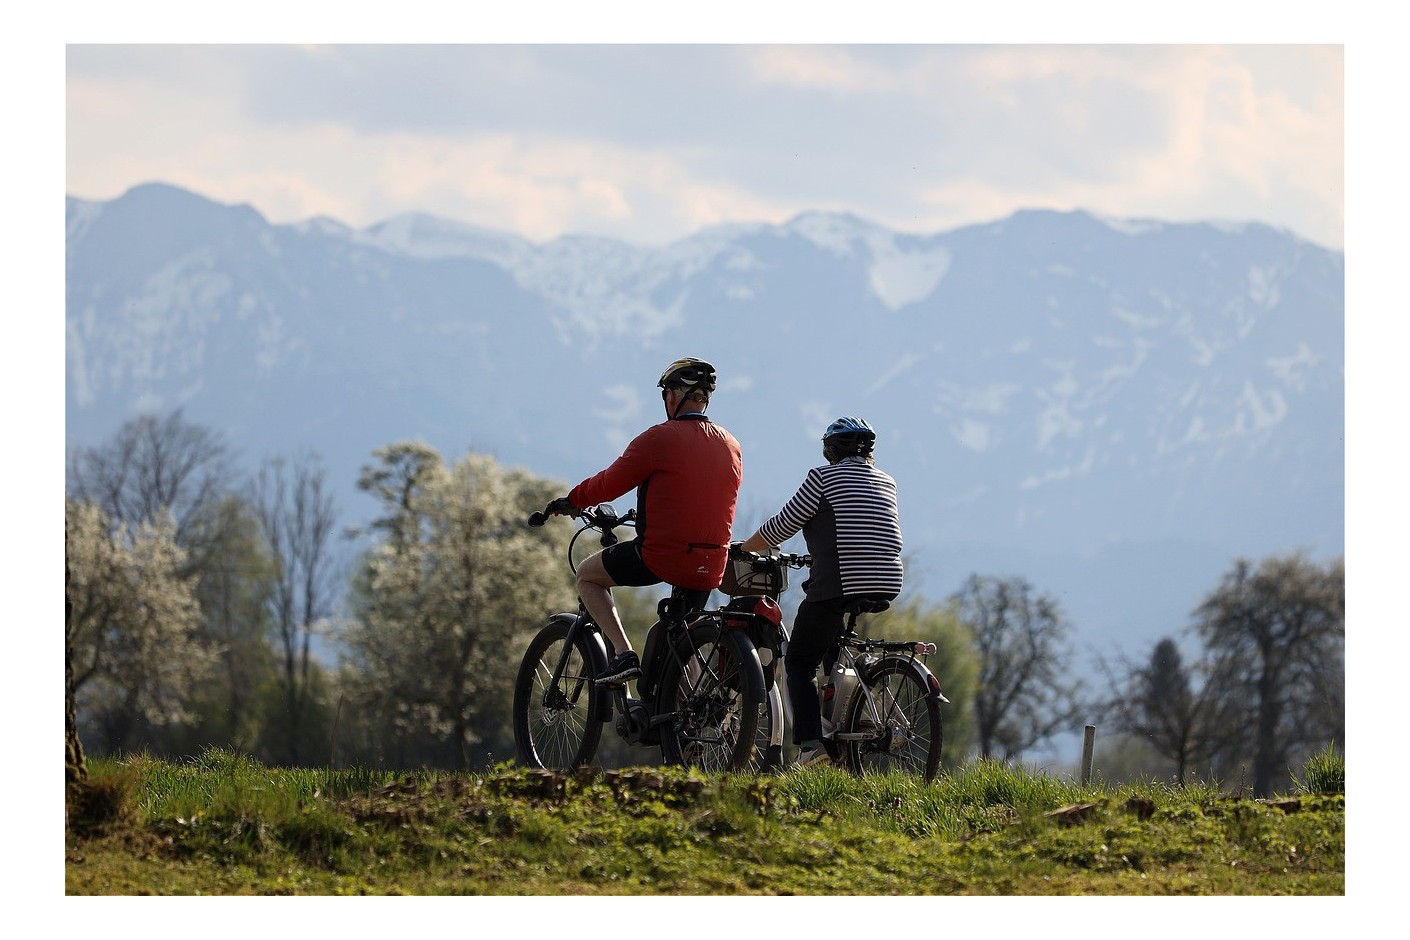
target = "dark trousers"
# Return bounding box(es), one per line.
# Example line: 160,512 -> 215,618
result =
784,596 -> 849,746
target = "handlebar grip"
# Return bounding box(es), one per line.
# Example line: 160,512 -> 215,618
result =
527,510 -> 547,527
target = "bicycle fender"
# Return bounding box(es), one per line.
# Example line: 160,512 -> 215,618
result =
890,655 -> 950,704
548,612 -> 615,721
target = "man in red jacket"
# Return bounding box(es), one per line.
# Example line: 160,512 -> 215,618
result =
547,357 -> 743,686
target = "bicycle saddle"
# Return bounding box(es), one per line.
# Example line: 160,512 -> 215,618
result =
843,597 -> 891,615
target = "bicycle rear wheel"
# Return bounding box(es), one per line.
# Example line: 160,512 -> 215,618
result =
658,620 -> 766,772
748,684 -> 787,772
838,656 -> 942,780
513,617 -> 605,769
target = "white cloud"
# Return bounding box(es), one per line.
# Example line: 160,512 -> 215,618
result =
745,46 -> 902,94
952,418 -> 992,453
1267,343 -> 1320,390
65,44 -> 1345,250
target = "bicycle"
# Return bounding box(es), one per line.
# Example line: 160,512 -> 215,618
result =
729,548 -> 949,780
712,544 -> 812,772
512,502 -> 772,772
819,598 -> 948,780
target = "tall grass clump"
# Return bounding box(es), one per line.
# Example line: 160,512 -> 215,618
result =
67,759 -> 142,838
1294,742 -> 1344,795
775,763 -> 862,813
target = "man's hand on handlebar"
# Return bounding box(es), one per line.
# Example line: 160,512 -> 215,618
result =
545,497 -> 579,518
527,497 -> 582,528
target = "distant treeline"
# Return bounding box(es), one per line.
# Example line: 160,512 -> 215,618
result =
65,411 -> 1343,796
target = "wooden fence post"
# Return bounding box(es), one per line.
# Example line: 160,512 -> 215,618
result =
1081,725 -> 1096,785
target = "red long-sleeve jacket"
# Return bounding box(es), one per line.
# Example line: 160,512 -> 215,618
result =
568,413 -> 742,591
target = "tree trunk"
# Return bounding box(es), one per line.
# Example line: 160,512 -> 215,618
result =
66,642 -> 87,785
1253,673 -> 1282,797
65,556 -> 87,786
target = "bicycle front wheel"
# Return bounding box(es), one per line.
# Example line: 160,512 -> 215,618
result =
513,618 -> 605,770
838,657 -> 942,780
658,620 -> 767,772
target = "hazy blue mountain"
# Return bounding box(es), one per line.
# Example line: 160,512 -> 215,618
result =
65,182 -> 1345,697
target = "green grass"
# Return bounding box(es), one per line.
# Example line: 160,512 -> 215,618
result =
1295,742 -> 1345,795
65,748 -> 1344,896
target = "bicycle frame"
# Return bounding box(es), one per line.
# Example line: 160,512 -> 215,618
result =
828,633 -> 947,737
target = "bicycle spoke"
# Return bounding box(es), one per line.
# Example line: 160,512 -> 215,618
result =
515,621 -> 605,770
660,623 -> 762,772
842,657 -> 941,780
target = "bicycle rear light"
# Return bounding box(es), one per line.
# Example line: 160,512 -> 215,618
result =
752,596 -> 783,626
914,642 -> 937,655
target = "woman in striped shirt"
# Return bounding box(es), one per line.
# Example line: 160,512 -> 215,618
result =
739,416 -> 904,766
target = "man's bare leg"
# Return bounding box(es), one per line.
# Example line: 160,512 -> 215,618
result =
575,551 -> 632,656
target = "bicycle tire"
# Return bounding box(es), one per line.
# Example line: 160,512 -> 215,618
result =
749,683 -> 787,772
657,620 -> 767,772
837,656 -> 942,780
513,617 -> 606,769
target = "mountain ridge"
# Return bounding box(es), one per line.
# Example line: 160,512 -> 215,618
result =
65,182 -> 1345,696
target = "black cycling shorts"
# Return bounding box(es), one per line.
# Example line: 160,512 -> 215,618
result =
600,538 -> 663,587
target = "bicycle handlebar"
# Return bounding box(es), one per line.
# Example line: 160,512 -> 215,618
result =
728,544 -> 811,570
527,501 -> 637,531
528,501 -> 639,573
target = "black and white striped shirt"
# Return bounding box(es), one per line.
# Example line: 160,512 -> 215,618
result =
756,456 -> 903,601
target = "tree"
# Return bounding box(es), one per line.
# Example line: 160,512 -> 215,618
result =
170,495 -> 278,757
1100,637 -> 1238,785
952,573 -> 1083,761
1194,553 -> 1344,796
67,410 -> 238,576
65,498 -> 214,755
251,453 -> 341,763
66,549 -> 86,785
68,411 -> 273,758
341,444 -> 574,769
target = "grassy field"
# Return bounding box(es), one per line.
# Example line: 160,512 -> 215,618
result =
64,748 -> 1343,897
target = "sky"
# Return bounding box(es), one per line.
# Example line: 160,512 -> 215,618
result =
64,38 -> 1345,250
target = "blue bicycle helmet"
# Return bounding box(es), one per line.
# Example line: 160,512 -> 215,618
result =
822,416 -> 877,461
823,416 -> 875,441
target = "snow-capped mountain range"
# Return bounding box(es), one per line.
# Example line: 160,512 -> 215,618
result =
65,182 -> 1344,679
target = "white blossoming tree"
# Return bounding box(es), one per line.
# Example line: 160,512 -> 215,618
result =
65,498 -> 214,760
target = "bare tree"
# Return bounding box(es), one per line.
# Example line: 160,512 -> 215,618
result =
952,573 -> 1083,761
251,453 -> 340,763
67,410 -> 237,575
1195,553 -> 1344,796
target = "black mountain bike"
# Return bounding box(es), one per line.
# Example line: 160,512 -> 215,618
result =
512,503 -> 771,772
